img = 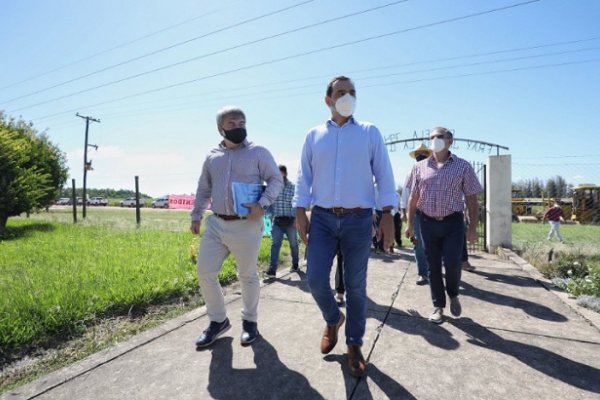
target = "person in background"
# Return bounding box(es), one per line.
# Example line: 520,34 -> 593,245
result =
393,207 -> 403,250
400,143 -> 432,285
542,199 -> 565,243
334,245 -> 345,306
267,165 -> 300,277
191,106 -> 283,348
405,127 -> 482,324
461,216 -> 476,271
294,76 -> 397,377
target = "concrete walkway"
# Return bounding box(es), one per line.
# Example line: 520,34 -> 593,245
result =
4,250 -> 600,399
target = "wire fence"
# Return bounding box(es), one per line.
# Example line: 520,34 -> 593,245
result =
512,158 -> 600,224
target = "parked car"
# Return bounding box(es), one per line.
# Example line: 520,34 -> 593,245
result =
89,197 -> 108,206
152,197 -> 169,208
56,197 -> 71,205
120,197 -> 145,207
76,196 -> 90,205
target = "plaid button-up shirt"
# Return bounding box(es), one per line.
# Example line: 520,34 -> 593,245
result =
271,180 -> 296,218
407,153 -> 482,218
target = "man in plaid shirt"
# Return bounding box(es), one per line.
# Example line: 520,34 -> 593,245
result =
405,127 -> 482,324
267,165 -> 299,277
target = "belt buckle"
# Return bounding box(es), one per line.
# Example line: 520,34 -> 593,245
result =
435,216 -> 444,221
331,207 -> 344,215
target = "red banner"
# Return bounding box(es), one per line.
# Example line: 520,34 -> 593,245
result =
168,195 -> 195,209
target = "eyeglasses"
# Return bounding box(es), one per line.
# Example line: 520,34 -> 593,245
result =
429,134 -> 447,140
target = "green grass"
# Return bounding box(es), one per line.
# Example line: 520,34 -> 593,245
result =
0,208 -> 286,362
512,222 -> 600,299
512,222 -> 599,252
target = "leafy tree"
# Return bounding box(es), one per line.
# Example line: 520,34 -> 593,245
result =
546,179 -> 557,198
554,175 -> 568,198
0,113 -> 68,229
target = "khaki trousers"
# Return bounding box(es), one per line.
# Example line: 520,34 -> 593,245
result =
197,214 -> 263,323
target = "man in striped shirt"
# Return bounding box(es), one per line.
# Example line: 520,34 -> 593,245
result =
405,127 -> 482,324
267,165 -> 299,277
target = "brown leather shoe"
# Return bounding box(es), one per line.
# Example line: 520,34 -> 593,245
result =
347,344 -> 366,377
320,312 -> 345,354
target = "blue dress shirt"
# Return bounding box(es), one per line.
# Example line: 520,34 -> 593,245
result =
293,118 -> 397,210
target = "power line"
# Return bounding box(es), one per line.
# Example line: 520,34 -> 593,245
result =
28,0 -> 542,121
514,163 -> 600,166
2,0 -> 316,105
6,0 -> 407,112
36,56 -> 600,127
0,9 -> 219,91
42,35 -> 600,123
514,155 -> 600,159
85,49 -> 600,120
363,58 -> 600,88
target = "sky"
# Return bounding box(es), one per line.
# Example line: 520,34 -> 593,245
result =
1,0 -> 599,198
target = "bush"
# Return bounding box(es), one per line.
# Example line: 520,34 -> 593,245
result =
552,254 -> 590,279
564,264 -> 600,297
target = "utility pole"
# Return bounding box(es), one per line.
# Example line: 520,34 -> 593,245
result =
76,113 -> 100,219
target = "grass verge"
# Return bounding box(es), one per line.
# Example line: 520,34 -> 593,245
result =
512,222 -> 600,303
1,209 -> 294,393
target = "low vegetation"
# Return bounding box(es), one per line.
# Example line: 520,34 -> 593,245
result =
512,222 -> 600,306
0,207 -> 290,392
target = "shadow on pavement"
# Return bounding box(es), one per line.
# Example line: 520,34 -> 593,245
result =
323,354 -> 416,399
459,281 -> 567,322
205,337 -> 323,400
450,318 -> 600,394
273,269 -> 311,293
472,270 -> 541,287
377,304 -> 460,351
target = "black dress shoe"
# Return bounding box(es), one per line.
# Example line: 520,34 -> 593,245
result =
195,318 -> 231,348
416,275 -> 429,285
241,320 -> 259,345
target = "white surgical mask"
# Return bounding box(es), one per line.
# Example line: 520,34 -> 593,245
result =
335,93 -> 356,117
430,137 -> 446,153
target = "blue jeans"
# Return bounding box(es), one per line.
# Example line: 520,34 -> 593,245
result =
306,207 -> 372,346
412,215 -> 429,277
417,210 -> 464,308
269,222 -> 299,271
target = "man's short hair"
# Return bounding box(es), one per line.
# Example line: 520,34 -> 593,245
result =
216,106 -> 245,126
278,165 -> 287,173
430,127 -> 454,138
326,76 -> 353,97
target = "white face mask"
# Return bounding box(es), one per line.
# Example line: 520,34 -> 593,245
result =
334,93 -> 356,117
430,137 -> 446,153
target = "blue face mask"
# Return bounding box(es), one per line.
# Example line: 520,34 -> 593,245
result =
416,154 -> 428,162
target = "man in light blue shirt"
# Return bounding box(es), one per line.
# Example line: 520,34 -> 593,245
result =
293,76 -> 397,378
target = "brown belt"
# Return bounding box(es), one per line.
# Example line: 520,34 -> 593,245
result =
314,206 -> 369,215
213,213 -> 246,221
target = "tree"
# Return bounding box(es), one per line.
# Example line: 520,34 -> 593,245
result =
0,113 -> 68,229
546,178 -> 557,198
554,175 -> 568,198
